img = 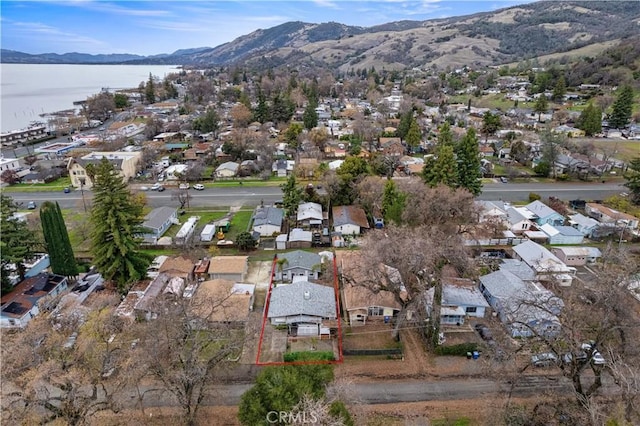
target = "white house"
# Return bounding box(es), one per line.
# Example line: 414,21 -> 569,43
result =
165,164 -> 188,180
512,240 -> 576,286
215,161 -> 240,178
297,202 -> 324,228
1,274 -> 68,328
539,224 -> 584,245
252,206 -> 284,236
479,269 -> 563,338
332,205 -> 370,235
425,281 -> 490,326
568,213 -> 600,238
275,250 -> 323,282
267,280 -> 336,336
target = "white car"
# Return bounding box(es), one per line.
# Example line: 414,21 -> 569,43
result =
140,186 -> 150,191
193,184 -> 205,190
179,183 -> 190,190
151,183 -> 163,191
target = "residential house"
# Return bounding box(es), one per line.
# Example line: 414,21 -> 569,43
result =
272,159 -> 290,177
4,253 -> 51,286
147,255 -> 169,279
267,280 -> 336,336
215,161 -> 240,178
275,250 -> 322,282
252,206 -> 284,236
425,280 -> 490,326
551,247 -> 602,266
194,279 -> 255,325
0,157 -> 21,182
208,256 -> 248,282
108,121 -> 145,138
585,203 -> 639,230
142,206 -> 178,244
476,200 -> 508,223
342,283 -> 401,326
506,207 -> 535,235
288,228 -> 313,249
479,269 -> 563,338
568,213 -> 600,238
512,240 -> 576,286
1,273 -> 68,328
164,164 -> 188,180
158,256 -> 195,282
297,202 -> 324,228
332,205 -> 370,235
379,137 -> 404,156
67,151 -> 141,189
539,224 -> 585,245
499,259 -> 537,281
524,200 -> 565,226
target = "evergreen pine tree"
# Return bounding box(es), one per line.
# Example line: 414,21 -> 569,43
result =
381,180 -> 405,225
534,95 -> 548,122
609,85 -> 634,129
397,110 -> 414,139
552,76 -> 566,103
404,120 -> 422,150
422,144 -> 458,188
1,195 -> 39,295
145,73 -> 156,104
40,201 -> 78,278
89,159 -> 152,294
577,103 -> 602,136
253,88 -> 269,124
302,101 -> 318,130
456,128 -> 483,196
437,121 -> 454,146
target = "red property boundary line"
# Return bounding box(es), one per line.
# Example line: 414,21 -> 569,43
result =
254,253 -> 344,366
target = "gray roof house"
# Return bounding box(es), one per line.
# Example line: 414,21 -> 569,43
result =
297,202 -> 324,227
267,281 -> 337,336
142,206 -> 178,244
499,259 -> 536,281
524,200 -> 565,226
512,240 -> 576,286
252,206 -> 284,236
425,281 -> 490,325
479,269 -> 563,338
215,161 -> 240,178
275,250 -> 323,282
568,213 -> 600,238
539,224 -> 584,245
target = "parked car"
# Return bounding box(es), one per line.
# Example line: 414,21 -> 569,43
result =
531,352 -> 558,367
179,183 -> 190,190
151,183 -> 163,191
27,201 -> 36,209
63,187 -> 71,193
140,186 -> 150,191
157,185 -> 165,192
474,323 -> 493,341
500,177 -> 508,183
193,183 -> 205,190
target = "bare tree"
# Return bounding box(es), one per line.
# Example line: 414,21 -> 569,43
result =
131,293 -> 244,426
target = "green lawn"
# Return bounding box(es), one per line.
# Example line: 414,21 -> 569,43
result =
229,210 -> 254,235
3,177 -> 72,192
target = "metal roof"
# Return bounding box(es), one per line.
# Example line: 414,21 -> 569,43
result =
267,281 -> 336,320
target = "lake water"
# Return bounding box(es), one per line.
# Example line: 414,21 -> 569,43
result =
1,64 -> 179,133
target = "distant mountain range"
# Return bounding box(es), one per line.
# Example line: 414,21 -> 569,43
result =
2,1 -> 639,71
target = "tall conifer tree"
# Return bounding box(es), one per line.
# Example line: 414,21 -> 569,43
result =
89,159 -> 151,294
40,201 -> 77,278
456,128 -> 483,196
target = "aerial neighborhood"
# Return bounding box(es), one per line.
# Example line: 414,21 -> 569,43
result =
1,2 -> 640,425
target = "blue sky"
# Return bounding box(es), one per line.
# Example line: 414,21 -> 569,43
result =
1,1 -> 531,56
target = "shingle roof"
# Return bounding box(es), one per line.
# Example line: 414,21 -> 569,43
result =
442,284 -> 489,308
208,256 -> 248,275
278,250 -> 322,271
525,200 -> 560,219
332,205 -> 370,228
143,206 -> 177,231
297,202 -> 323,221
267,281 -> 336,319
253,206 -> 284,227
500,259 -> 536,281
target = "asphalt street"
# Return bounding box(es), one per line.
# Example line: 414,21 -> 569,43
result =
7,181 -> 625,210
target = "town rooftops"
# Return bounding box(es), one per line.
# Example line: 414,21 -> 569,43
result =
1,273 -> 67,318
525,200 -> 560,219
297,202 -> 323,222
158,256 -> 194,278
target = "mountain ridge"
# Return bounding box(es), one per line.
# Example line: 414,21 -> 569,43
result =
2,1 -> 638,70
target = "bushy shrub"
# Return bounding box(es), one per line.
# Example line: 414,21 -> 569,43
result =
283,351 -> 335,362
434,343 -> 478,356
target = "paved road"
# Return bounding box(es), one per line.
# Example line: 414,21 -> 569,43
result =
6,182 -> 624,210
